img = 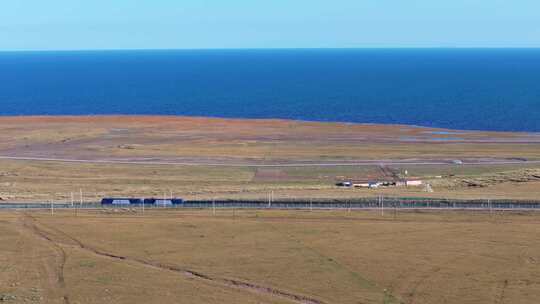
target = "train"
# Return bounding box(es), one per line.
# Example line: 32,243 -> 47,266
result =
143,198 -> 184,206
101,198 -> 183,206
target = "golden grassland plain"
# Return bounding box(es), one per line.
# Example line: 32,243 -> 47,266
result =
1,116 -> 540,201
1,209 -> 539,304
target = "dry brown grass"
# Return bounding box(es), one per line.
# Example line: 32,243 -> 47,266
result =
1,116 -> 540,201
1,159 -> 540,202
1,209 -> 539,304
1,116 -> 539,162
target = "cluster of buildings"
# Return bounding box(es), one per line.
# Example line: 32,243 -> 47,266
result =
336,179 -> 423,189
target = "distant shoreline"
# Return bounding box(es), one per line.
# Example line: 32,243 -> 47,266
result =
0,114 -> 537,135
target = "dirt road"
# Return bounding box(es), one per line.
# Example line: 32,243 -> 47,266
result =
1,155 -> 538,167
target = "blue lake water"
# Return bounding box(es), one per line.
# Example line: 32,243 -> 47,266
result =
0,49 -> 539,132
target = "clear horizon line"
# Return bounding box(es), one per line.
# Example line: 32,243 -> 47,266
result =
2,46 -> 540,53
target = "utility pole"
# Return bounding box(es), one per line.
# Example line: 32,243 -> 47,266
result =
79,188 -> 83,208
75,192 -> 79,216
70,191 -> 76,216
163,192 -> 167,208
212,198 -> 216,216
380,195 -> 384,217
50,200 -> 54,216
142,198 -> 145,214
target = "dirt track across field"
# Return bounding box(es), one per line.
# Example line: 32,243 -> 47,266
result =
1,209 -> 539,304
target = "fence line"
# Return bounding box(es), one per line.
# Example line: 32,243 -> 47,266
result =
1,198 -> 540,211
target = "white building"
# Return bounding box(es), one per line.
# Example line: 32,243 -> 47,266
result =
406,180 -> 423,187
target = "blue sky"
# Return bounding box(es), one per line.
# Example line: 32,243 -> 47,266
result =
1,0 -> 539,50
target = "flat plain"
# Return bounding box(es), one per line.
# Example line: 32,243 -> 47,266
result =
0,116 -> 540,201
1,116 -> 540,304
1,209 -> 539,304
